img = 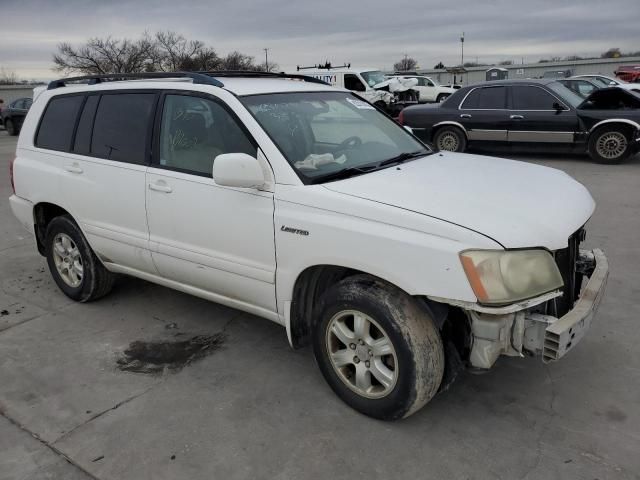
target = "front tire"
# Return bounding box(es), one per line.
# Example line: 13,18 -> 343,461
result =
436,93 -> 450,103
5,119 -> 17,136
312,275 -> 444,420
45,215 -> 115,302
433,125 -> 467,152
588,126 -> 633,164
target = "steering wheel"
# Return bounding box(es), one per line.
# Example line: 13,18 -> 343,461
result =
337,136 -> 362,151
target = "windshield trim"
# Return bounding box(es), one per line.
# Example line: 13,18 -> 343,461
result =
239,91 -> 432,185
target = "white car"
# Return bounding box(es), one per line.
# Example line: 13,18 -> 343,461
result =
9,72 -> 608,420
388,75 -> 456,103
572,74 -> 626,87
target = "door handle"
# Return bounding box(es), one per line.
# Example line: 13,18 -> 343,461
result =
460,114 -> 472,119
510,115 -> 525,120
148,182 -> 172,193
64,164 -> 83,174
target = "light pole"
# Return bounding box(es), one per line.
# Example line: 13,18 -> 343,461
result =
264,48 -> 270,72
460,32 -> 465,66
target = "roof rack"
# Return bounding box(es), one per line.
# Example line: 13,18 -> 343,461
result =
47,70 -> 329,90
47,72 -> 224,90
194,70 -> 329,85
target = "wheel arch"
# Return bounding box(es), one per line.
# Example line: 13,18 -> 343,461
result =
286,264 -> 454,349
431,121 -> 468,140
588,118 -> 640,135
33,202 -> 73,255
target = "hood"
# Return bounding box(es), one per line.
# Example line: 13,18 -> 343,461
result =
323,152 -> 595,250
579,86 -> 640,109
374,77 -> 418,93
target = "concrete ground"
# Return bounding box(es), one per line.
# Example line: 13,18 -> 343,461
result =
0,130 -> 639,480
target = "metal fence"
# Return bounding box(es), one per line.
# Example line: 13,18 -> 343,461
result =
389,56 -> 640,86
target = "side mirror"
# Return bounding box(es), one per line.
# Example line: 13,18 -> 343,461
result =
552,102 -> 566,111
212,153 -> 265,189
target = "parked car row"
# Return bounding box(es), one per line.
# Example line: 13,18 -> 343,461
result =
399,78 -> 640,164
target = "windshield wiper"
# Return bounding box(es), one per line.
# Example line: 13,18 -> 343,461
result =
311,150 -> 430,184
378,150 -> 430,167
310,165 -> 378,184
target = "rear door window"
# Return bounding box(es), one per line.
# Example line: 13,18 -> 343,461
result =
461,86 -> 507,109
35,95 -> 85,151
511,86 -> 558,110
90,93 -> 156,164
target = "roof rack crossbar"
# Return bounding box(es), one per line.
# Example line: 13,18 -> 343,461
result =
47,72 -> 224,90
193,70 -> 330,86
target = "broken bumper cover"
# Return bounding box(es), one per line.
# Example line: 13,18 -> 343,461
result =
542,248 -> 608,362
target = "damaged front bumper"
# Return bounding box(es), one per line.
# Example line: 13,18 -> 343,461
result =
463,249 -> 608,369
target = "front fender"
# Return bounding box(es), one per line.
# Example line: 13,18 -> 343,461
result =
274,185 -> 499,316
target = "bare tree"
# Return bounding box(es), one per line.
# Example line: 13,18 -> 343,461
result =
221,51 -> 260,71
0,67 -> 19,84
601,47 -> 621,59
52,32 -> 262,75
152,31 -> 221,71
53,36 -> 154,74
393,56 -> 418,72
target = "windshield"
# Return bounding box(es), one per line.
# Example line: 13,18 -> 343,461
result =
361,71 -> 386,87
547,81 -> 585,108
242,91 -> 430,184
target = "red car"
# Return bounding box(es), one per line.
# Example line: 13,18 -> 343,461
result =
615,65 -> 640,83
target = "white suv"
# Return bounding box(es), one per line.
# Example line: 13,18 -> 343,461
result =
9,72 -> 608,420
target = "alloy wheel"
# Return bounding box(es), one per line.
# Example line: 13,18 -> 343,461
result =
437,131 -> 459,151
52,233 -> 84,288
596,132 -> 627,159
325,310 -> 398,399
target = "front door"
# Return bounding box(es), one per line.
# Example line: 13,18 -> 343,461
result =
145,92 -> 277,315
507,85 -> 579,143
458,85 -> 510,141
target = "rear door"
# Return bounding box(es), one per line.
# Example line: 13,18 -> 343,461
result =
507,85 -> 579,143
38,91 -> 158,273
458,85 -> 509,141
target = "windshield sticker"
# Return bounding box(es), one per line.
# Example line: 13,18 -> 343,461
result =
346,98 -> 375,110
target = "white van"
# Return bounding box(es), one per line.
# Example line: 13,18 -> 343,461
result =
293,66 -> 418,114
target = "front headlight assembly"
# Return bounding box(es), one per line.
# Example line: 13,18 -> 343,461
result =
459,249 -> 564,305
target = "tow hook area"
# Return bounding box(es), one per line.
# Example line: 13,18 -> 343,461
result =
468,312 -> 526,369
467,249 -> 608,369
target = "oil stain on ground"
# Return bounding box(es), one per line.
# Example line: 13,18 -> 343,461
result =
117,333 -> 226,374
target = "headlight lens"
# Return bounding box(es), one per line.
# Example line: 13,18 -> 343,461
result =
459,249 -> 564,305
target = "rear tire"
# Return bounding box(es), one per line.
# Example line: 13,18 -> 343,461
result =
433,126 -> 467,152
5,119 -> 17,136
436,93 -> 450,103
45,215 -> 115,302
588,126 -> 633,164
312,275 -> 444,420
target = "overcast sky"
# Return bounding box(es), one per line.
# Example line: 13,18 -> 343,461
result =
1,0 -> 639,80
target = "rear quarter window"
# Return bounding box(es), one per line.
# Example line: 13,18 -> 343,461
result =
35,95 -> 85,151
